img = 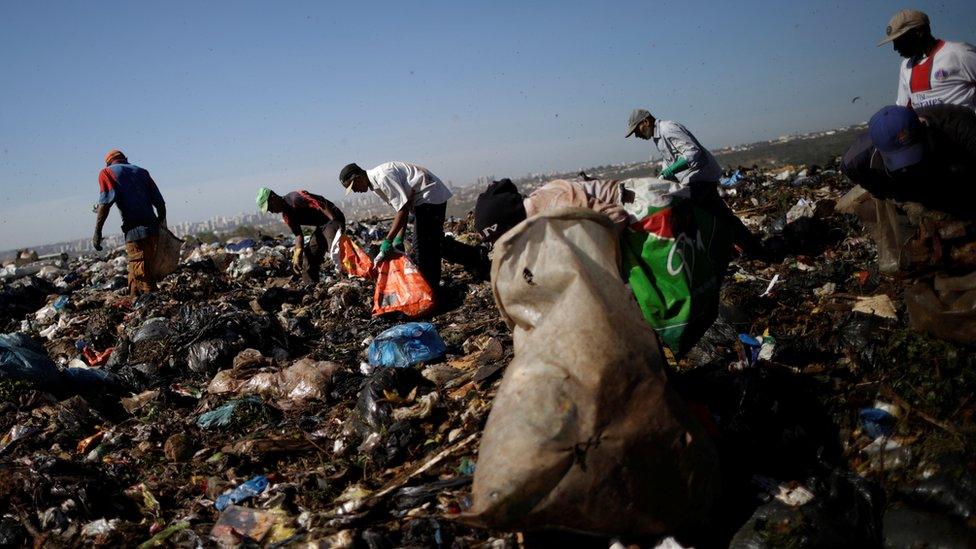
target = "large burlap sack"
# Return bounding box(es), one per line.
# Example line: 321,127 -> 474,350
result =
151,227 -> 183,279
463,208 -> 720,536
841,191 -> 943,275
842,193 -> 916,274
869,198 -> 917,274
845,192 -> 976,274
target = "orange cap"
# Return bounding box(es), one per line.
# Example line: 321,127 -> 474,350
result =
104,149 -> 126,165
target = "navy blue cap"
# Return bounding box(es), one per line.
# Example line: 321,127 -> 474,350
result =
869,105 -> 925,171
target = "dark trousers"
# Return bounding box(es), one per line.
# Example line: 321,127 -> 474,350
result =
689,181 -> 763,256
412,202 -> 447,288
410,202 -> 492,287
302,221 -> 342,283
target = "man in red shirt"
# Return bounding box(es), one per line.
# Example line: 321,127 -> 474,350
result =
92,149 -> 167,295
256,187 -> 345,283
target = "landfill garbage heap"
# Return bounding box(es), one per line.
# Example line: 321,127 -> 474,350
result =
0,166 -> 975,548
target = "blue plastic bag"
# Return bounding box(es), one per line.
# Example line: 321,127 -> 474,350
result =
859,408 -> 896,439
1,332 -> 124,394
63,366 -> 126,395
215,475 -> 269,510
196,398 -> 261,429
720,170 -> 742,188
738,333 -> 762,366
367,322 -> 446,369
0,332 -> 61,388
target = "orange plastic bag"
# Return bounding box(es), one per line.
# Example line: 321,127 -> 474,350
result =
336,233 -> 374,279
372,254 -> 435,317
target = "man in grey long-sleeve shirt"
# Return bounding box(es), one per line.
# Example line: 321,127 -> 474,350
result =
626,108 -> 763,257
628,110 -> 723,194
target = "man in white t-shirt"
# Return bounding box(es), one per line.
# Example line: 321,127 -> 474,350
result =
878,9 -> 976,111
340,161 -> 470,289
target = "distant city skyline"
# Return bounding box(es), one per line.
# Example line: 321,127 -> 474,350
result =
2,0 -> 975,251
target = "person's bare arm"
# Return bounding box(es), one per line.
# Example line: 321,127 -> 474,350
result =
291,232 -> 306,275
387,203 -> 411,242
385,186 -> 415,242
591,200 -> 629,234
93,204 -> 111,250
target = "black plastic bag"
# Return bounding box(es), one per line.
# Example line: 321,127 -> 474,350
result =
353,368 -> 427,437
186,338 -> 238,374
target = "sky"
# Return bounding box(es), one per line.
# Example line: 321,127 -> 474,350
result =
1,0 -> 975,250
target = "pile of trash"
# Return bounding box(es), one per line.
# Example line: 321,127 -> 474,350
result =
0,167 -> 974,546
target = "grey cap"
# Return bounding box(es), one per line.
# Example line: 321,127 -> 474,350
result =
626,108 -> 652,137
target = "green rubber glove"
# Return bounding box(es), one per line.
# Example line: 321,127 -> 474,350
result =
375,239 -> 393,262
392,234 -> 404,248
661,156 -> 690,179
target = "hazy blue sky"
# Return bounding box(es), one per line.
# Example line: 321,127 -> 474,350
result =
2,0 -> 975,249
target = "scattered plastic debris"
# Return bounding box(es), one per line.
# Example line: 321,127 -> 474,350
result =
0,165 -> 974,546
196,398 -> 261,429
214,475 -> 270,511
814,282 -> 836,297
760,274 -> 780,297
720,169 -> 743,188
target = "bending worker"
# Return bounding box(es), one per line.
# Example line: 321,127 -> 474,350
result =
256,188 -> 345,283
339,161 -> 454,289
841,104 -> 976,219
92,149 -> 167,295
625,108 -> 764,256
474,177 -> 628,243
